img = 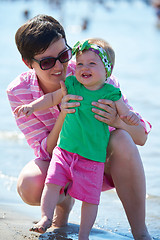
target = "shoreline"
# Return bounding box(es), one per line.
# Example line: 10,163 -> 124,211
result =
0,202 -> 132,240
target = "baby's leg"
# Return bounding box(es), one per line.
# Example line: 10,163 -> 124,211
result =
78,202 -> 98,240
30,183 -> 62,233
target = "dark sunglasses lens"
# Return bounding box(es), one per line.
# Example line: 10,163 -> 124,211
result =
59,49 -> 72,63
39,49 -> 72,70
40,58 -> 56,70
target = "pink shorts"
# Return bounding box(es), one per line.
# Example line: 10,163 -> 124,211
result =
45,146 -> 104,205
102,174 -> 114,191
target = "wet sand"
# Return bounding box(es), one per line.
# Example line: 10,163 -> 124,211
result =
0,203 -> 131,240
0,203 -> 39,240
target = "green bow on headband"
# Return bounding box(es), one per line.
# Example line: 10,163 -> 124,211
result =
72,40 -> 113,78
72,40 -> 92,56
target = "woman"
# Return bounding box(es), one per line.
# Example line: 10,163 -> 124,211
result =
7,14 -> 152,239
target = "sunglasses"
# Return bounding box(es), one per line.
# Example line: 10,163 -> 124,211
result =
32,47 -> 72,70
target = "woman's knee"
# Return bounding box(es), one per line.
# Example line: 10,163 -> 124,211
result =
106,129 -> 141,173
108,129 -> 137,158
17,160 -> 49,205
106,129 -> 144,180
17,173 -> 43,205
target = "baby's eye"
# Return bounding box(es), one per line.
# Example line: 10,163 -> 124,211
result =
90,62 -> 96,65
77,62 -> 83,66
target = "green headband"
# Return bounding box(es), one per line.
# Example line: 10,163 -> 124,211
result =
72,40 -> 113,78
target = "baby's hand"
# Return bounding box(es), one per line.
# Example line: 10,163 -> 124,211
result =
14,105 -> 34,117
120,111 -> 140,126
60,80 -> 83,115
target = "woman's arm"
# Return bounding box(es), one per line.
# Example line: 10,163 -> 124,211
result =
46,111 -> 65,154
46,81 -> 83,154
115,97 -> 140,126
7,88 -> 53,161
46,94 -> 82,154
91,99 -> 148,146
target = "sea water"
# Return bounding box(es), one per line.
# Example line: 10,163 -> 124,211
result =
0,0 -> 160,239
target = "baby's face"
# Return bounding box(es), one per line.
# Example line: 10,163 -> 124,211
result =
75,50 -> 106,91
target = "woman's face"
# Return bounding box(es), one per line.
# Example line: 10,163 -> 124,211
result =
32,38 -> 69,93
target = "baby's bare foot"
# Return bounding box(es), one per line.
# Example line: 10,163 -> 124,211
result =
29,217 -> 52,233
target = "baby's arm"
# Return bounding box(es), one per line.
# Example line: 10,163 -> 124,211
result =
14,89 -> 62,117
115,97 -> 140,126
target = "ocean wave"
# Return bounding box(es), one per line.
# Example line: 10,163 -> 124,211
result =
0,171 -> 17,181
146,193 -> 160,200
0,130 -> 24,141
0,171 -> 17,192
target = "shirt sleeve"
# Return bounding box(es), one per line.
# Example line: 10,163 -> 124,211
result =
7,87 -> 52,161
106,85 -> 122,102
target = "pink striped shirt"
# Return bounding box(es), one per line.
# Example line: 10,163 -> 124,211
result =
7,61 -> 151,162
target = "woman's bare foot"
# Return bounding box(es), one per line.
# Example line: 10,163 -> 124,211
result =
52,195 -> 75,228
135,236 -> 153,240
134,227 -> 153,240
29,217 -> 52,233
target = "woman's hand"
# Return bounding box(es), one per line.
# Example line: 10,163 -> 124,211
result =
46,81 -> 82,154
92,98 -> 147,145
60,81 -> 83,114
91,99 -> 119,127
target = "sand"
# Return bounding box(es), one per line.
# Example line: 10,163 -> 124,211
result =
0,203 -> 39,240
0,203 -> 131,240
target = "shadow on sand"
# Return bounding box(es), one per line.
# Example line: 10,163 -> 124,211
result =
38,223 -> 130,240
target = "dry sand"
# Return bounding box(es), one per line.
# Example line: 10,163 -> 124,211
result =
0,203 -> 79,240
0,203 -> 39,240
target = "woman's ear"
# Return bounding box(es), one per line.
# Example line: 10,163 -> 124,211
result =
22,58 -> 32,69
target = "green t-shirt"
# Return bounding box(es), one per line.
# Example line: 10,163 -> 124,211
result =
58,76 -> 122,163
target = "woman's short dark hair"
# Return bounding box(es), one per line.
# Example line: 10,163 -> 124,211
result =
15,14 -> 67,62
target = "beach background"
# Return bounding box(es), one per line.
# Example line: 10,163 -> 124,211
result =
0,0 -> 160,239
